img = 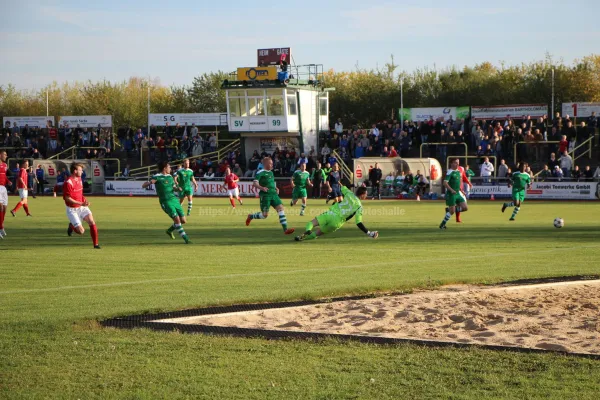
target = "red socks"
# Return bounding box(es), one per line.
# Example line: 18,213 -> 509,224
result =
230,198 -> 235,207
12,202 -> 22,213
456,211 -> 461,222
23,204 -> 30,215
90,224 -> 99,246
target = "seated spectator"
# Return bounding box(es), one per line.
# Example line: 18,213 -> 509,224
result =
297,152 -> 308,166
232,163 -> 243,177
572,165 -> 582,181
414,170 -> 429,196
204,168 -> 215,180
273,156 -> 283,176
548,152 -> 559,170
394,170 -> 405,194
583,165 -> 594,181
388,145 -> 398,157
539,165 -> 551,181
122,164 -> 131,178
403,170 -> 414,193
559,150 -> 573,178
383,172 -> 394,195
552,165 -> 564,180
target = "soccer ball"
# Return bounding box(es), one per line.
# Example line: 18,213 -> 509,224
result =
553,218 -> 564,228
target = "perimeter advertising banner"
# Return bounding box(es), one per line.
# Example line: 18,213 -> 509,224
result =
3,116 -> 55,128
58,115 -> 112,128
469,182 -> 599,200
471,104 -> 548,120
399,107 -> 470,122
237,67 -> 278,81
562,102 -> 600,118
105,180 -> 260,197
148,113 -> 228,126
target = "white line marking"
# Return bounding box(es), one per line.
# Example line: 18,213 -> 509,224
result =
1,245 -> 599,295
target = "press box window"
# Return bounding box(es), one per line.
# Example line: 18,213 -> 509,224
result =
287,95 -> 297,116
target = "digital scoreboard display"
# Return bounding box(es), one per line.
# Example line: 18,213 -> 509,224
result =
257,47 -> 291,66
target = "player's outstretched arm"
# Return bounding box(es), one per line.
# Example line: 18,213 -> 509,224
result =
141,179 -> 156,189
356,222 -> 378,239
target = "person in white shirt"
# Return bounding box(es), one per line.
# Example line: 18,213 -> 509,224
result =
559,151 -> 573,178
334,119 -> 343,134
480,157 -> 495,183
371,124 -> 380,138
321,144 -> 331,164
497,159 -> 509,179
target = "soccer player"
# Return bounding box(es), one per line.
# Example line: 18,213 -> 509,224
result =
64,163 -> 100,249
176,159 -> 198,216
326,163 -> 343,205
502,162 -> 532,221
290,162 -> 312,216
0,150 -> 9,238
454,162 -> 472,223
439,158 -> 469,229
223,167 -> 243,208
295,186 -> 378,241
245,157 -> 294,235
143,161 -> 191,244
10,160 -> 32,217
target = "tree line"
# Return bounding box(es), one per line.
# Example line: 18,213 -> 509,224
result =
0,54 -> 598,129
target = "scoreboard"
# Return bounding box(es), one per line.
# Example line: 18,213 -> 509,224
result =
257,47 -> 291,66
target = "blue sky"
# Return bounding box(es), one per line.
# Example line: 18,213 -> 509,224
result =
1,0 -> 598,90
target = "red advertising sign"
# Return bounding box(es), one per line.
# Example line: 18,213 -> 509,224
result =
48,166 -> 55,176
355,165 -> 363,179
257,48 -> 291,66
93,165 -> 100,177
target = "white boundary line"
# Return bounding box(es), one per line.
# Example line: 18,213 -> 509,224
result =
1,245 -> 599,295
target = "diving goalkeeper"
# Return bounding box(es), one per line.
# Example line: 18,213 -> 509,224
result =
295,185 -> 378,241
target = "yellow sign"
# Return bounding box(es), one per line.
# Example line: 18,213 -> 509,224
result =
237,66 -> 278,81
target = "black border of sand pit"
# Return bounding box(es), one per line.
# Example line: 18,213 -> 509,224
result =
100,275 -> 600,360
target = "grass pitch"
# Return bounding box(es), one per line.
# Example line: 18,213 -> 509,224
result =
1,197 -> 600,399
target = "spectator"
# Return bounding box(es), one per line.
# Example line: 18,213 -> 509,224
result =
548,152 -> 559,171
35,164 -> 45,195
497,159 -> 509,179
334,118 -> 343,134
400,131 -> 410,158
208,133 -> 217,153
393,170 -> 405,194
583,165 -> 594,181
563,120 -> 577,140
388,145 -> 398,157
414,170 -> 429,197
572,165 -> 582,181
370,124 -> 380,139
232,163 -> 243,177
480,157 -> 494,183
204,168 -> 215,180
321,143 -> 331,163
297,152 -> 308,166
539,165 -> 551,181
122,164 -> 131,178
369,163 -> 382,200
558,135 -> 568,154
552,165 -> 564,180
403,170 -> 414,193
552,112 -> 562,129
383,171 -> 394,195
559,150 -> 573,178
595,166 -> 600,180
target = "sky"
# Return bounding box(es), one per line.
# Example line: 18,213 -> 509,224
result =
0,0 -> 598,90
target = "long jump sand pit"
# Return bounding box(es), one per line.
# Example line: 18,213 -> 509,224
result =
155,280 -> 600,355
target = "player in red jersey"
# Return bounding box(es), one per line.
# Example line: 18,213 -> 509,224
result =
455,164 -> 472,223
0,150 -> 10,238
64,163 -> 100,249
10,160 -> 32,217
222,167 -> 243,208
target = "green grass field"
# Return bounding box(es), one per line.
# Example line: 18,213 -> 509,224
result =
1,196 -> 600,399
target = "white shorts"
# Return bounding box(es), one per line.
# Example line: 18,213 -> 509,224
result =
66,206 -> 92,228
0,186 -> 7,206
227,188 -> 239,197
18,189 -> 28,199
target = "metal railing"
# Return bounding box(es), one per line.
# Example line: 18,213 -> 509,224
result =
116,139 -> 241,178
420,142 -> 468,165
570,136 -> 594,163
512,141 -> 560,165
331,149 -> 353,181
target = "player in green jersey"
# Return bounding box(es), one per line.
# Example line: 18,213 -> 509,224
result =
246,157 -> 295,235
295,186 -> 378,241
439,158 -> 469,229
290,162 -> 312,216
142,161 -> 191,244
176,159 -> 198,216
501,163 -> 532,221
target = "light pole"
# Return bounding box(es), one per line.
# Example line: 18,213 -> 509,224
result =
400,77 -> 404,128
551,68 -> 555,116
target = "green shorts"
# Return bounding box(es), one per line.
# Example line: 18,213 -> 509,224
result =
160,199 -> 185,219
179,188 -> 194,198
445,191 -> 467,207
292,187 -> 307,200
316,212 -> 345,234
259,193 -> 283,212
512,190 -> 525,203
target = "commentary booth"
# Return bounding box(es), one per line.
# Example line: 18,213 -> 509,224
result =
222,47 -> 330,162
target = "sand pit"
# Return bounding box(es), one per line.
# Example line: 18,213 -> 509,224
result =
156,280 -> 600,355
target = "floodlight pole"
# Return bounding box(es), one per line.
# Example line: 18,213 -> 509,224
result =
400,78 -> 404,128
551,68 -> 555,115
46,90 -> 49,117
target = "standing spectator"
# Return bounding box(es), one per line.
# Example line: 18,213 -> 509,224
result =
27,166 -> 37,199
563,120 -> 577,140
400,131 -> 410,158
548,152 -> 560,170
35,164 -> 45,196
480,157 -> 494,183
156,135 -> 166,160
559,150 -> 573,178
388,145 -> 398,157
572,165 -> 582,181
497,159 -> 509,179
320,143 -> 331,164
208,133 -> 217,153
297,153 -> 308,166
232,163 -> 243,177
334,118 -> 343,135
122,164 -> 131,178
539,165 -> 551,181
558,135 -> 568,154
311,162 -> 326,198
368,162 -> 382,200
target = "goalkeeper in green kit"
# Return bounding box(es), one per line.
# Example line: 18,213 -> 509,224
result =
290,162 -> 312,216
176,158 -> 198,216
501,162 -> 532,221
295,186 -> 379,241
142,161 -> 191,244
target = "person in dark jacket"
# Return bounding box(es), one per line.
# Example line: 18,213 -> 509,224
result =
369,163 -> 383,200
35,164 -> 44,196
